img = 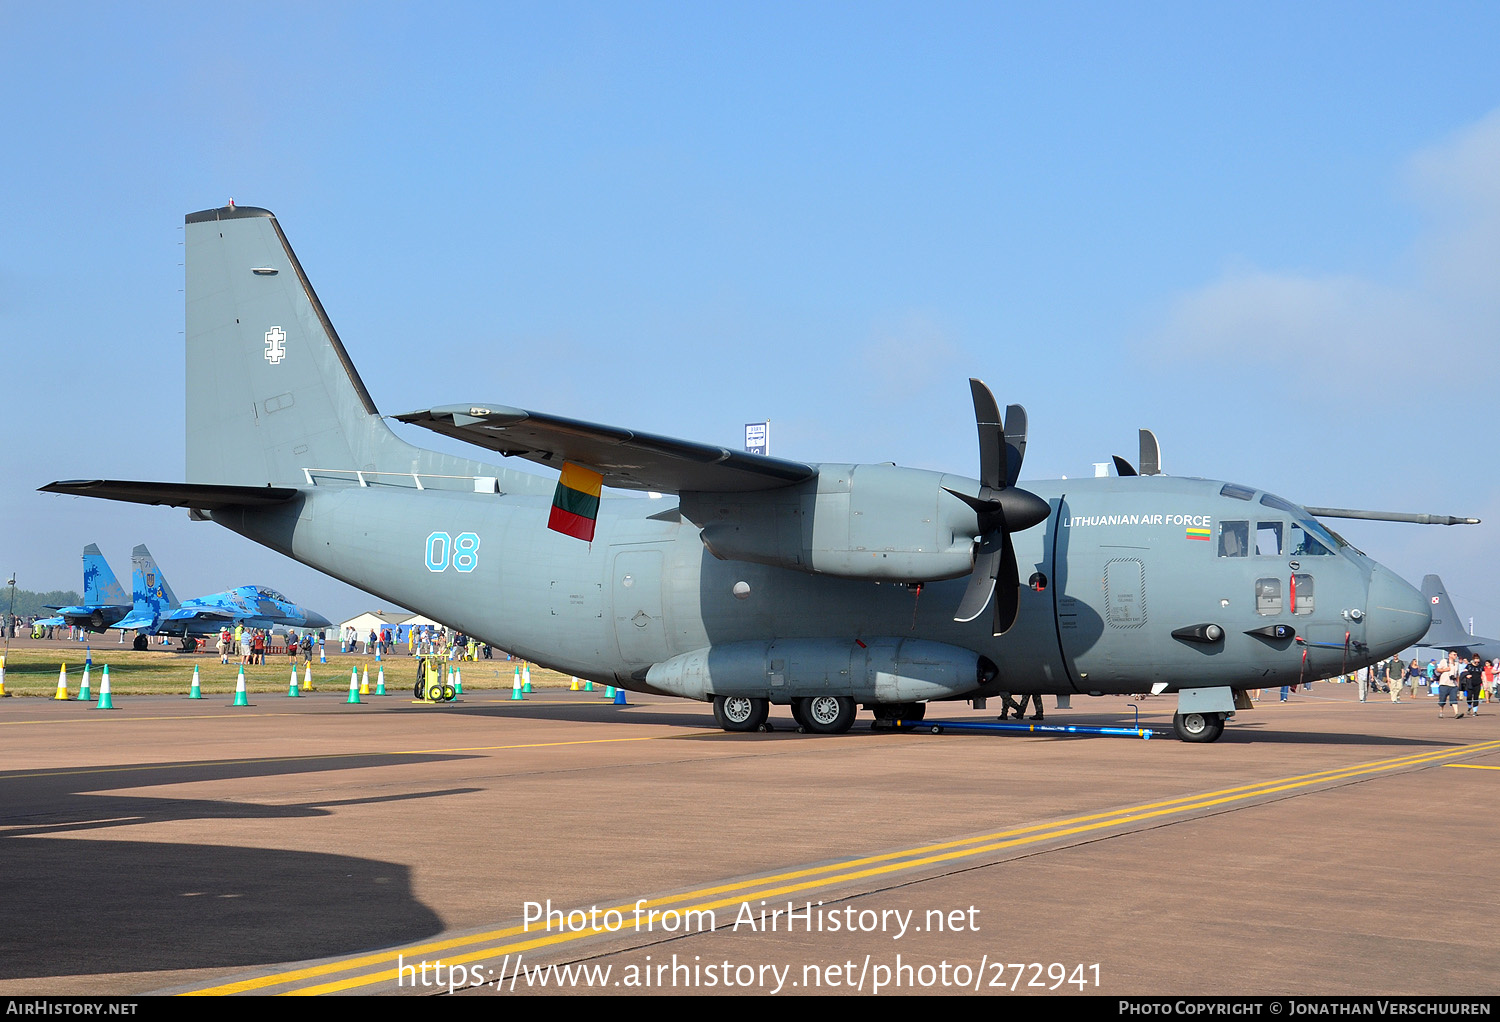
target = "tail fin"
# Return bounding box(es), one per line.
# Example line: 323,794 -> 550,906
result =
83,543 -> 130,606
131,544 -> 178,627
1417,574 -> 1490,652
184,204 -> 546,493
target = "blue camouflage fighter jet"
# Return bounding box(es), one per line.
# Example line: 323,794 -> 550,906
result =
112,543 -> 332,651
37,543 -> 133,633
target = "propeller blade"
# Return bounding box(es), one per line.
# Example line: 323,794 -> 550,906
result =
954,533 -> 1003,623
1003,404 -> 1027,488
1113,455 -> 1137,477
1139,428 -> 1161,476
969,379 -> 1003,490
992,533 -> 1021,636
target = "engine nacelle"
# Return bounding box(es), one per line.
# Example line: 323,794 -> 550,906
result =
682,463 -> 979,582
644,637 -> 997,703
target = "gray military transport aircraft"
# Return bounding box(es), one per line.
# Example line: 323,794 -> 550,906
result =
42,204 -> 1476,742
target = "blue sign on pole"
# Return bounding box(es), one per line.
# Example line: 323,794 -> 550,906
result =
744,422 -> 769,457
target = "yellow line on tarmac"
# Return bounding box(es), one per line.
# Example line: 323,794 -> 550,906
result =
186,738 -> 1500,996
1444,763 -> 1500,771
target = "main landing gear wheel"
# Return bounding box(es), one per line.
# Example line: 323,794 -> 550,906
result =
789,700 -> 809,729
713,695 -> 769,732
132,634 -> 147,651
798,695 -> 857,735
1173,711 -> 1225,743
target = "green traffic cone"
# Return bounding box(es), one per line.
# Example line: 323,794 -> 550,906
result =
287,665 -> 301,697
346,667 -> 362,704
188,664 -> 203,699
95,665 -> 115,710
231,665 -> 250,706
375,663 -> 387,696
78,664 -> 92,703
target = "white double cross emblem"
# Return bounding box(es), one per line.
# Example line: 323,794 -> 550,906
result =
264,326 -> 287,364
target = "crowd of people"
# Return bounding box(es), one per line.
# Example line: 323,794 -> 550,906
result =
1335,653 -> 1497,716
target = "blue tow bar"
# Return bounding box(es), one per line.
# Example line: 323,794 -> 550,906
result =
897,719 -> 1154,740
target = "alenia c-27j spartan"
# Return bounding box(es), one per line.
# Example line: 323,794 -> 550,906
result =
45,205 -> 1476,741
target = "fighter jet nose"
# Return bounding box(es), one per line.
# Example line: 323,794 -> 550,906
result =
1365,565 -> 1431,657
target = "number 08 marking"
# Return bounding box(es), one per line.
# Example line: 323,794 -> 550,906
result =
425,531 -> 480,572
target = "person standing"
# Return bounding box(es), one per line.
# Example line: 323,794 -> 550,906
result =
1385,656 -> 1404,703
1461,655 -> 1484,716
1437,653 -> 1462,718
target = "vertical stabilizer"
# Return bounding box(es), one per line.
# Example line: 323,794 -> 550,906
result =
83,544 -> 130,606
183,205 -> 547,493
1417,574 -> 1493,653
131,544 -> 179,628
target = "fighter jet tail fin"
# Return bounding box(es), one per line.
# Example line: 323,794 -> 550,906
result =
183,204 -> 548,494
83,543 -> 130,606
131,543 -> 179,625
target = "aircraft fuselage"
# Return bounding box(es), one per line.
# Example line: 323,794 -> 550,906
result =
210,472 -> 1425,703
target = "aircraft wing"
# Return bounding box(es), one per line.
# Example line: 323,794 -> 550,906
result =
394,405 -> 815,493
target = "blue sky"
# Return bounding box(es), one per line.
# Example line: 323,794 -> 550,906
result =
2,2 -> 1497,629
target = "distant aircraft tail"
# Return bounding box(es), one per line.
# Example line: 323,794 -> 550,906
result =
183,204 -> 547,493
83,543 -> 130,606
1417,574 -> 1490,652
122,543 -> 179,631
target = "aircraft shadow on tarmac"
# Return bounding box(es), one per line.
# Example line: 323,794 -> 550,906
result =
0,753 -> 486,980
0,835 -> 445,980
413,700 -> 1467,748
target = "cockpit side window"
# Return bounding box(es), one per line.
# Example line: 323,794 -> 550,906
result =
1218,520 -> 1249,558
1256,577 -> 1283,615
1289,523 -> 1332,556
1292,573 -> 1314,614
1256,522 -> 1284,556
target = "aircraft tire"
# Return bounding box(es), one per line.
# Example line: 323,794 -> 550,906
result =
1173,711 -> 1225,743
789,700 -> 809,729
714,695 -> 769,732
799,695 -> 856,735
132,634 -> 147,651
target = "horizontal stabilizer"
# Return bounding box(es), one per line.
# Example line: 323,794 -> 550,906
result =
39,480 -> 301,509
395,405 -> 816,493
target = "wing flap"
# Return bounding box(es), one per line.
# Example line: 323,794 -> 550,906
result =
395,405 -> 814,493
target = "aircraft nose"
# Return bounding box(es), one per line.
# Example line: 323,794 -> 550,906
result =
1365,564 -> 1431,657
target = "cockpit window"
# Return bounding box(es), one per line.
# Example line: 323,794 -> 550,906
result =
1289,523 -> 1332,556
1261,492 -> 1346,552
1256,522 -> 1284,556
1218,520 -> 1249,557
1220,483 -> 1256,501
1258,493 -> 1302,516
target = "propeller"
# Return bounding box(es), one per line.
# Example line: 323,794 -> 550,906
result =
944,379 -> 1050,636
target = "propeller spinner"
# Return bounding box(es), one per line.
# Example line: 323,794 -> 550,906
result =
944,379 -> 1050,636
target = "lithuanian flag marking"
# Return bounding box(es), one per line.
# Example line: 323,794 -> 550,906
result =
1186,526 -> 1211,541
549,462 -> 603,541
